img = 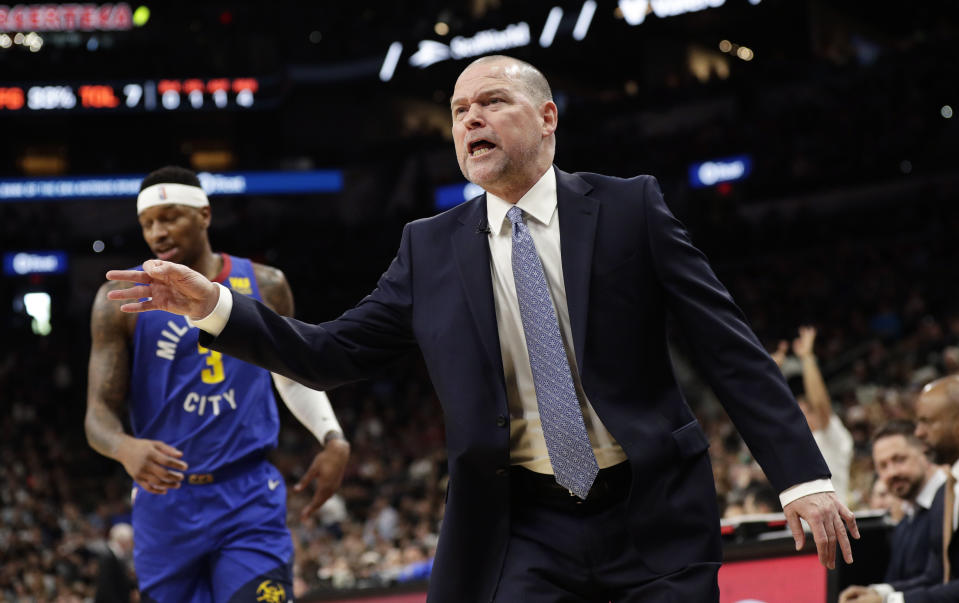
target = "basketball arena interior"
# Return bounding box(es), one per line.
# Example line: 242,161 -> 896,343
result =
1,1 -> 958,601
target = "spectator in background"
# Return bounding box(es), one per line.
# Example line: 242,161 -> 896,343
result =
842,376 -> 959,602
774,326 -> 855,504
869,476 -> 906,525
871,421 -> 945,589
94,522 -> 135,603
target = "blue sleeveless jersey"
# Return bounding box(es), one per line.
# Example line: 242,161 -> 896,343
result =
129,254 -> 279,473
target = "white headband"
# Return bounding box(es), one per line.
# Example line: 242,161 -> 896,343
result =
137,182 -> 209,214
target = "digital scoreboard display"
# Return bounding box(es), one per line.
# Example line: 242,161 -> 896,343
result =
0,77 -> 278,113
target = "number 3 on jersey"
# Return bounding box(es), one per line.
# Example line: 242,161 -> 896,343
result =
197,344 -> 225,384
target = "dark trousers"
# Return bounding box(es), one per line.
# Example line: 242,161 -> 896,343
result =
493,465 -> 720,603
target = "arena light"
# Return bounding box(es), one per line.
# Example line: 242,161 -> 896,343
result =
572,1 -> 596,41
688,155 -> 752,188
4,251 -> 68,275
619,0 -> 756,26
23,292 -> 52,335
538,7 -> 563,48
379,41 -> 403,82
0,4 -> 134,33
434,181 -> 485,211
0,169 -> 344,201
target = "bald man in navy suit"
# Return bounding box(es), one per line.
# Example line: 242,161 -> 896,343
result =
106,55 -> 859,602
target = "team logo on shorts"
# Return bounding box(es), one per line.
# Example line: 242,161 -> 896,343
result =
255,580 -> 286,603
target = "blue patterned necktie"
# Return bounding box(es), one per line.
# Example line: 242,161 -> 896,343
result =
507,205 -> 599,499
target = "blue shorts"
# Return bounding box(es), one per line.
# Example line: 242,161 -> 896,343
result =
132,459 -> 294,603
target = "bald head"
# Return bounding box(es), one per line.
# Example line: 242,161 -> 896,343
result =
464,55 -> 553,107
915,375 -> 959,464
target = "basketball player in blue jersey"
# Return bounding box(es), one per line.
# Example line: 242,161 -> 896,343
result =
85,166 -> 350,603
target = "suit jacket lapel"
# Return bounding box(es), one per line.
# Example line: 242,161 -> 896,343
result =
452,196 -> 505,379
555,167 -> 599,371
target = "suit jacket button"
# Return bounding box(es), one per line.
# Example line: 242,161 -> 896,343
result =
496,415 -> 507,427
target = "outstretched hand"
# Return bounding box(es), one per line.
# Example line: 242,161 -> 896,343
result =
106,260 -> 219,319
784,491 -> 860,569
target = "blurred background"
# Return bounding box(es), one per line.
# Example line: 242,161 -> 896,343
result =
1,0 -> 958,601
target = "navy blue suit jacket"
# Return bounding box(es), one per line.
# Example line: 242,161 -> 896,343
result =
205,168 -> 829,602
887,487 -> 942,590
904,485 -> 959,603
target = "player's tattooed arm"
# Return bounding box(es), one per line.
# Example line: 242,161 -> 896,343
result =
253,263 -> 295,318
85,281 -> 134,459
86,282 -> 187,493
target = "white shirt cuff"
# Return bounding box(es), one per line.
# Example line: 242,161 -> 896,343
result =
779,478 -> 835,508
187,282 -> 232,335
886,593 -> 904,603
868,584 -> 896,602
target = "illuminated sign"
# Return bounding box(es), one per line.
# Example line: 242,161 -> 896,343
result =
618,0 -> 756,26
435,181 -> 484,211
381,2 -> 597,79
0,77 -> 272,113
689,155 -> 752,188
0,170 -> 344,202
3,251 -> 68,275
410,23 -> 532,69
0,3 -> 133,32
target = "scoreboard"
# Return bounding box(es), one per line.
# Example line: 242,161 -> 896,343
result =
0,76 -> 278,112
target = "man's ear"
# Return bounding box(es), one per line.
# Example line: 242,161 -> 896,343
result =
198,205 -> 212,228
541,100 -> 558,137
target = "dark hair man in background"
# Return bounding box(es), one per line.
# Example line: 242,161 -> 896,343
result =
843,377 -> 959,603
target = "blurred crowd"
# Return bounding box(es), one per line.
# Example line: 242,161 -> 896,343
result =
2,28 -> 959,599
4,186 -> 959,600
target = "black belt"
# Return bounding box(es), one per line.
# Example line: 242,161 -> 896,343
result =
184,452 -> 265,485
510,461 -> 631,514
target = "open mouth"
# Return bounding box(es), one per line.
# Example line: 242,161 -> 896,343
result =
468,139 -> 496,158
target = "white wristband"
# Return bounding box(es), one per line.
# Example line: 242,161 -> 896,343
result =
272,373 -> 343,444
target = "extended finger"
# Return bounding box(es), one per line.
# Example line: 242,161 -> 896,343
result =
809,514 -> 830,567
786,511 -> 806,551
155,443 -> 188,470
823,513 -> 838,569
106,269 -> 152,284
835,512 -> 854,564
294,462 -> 320,493
107,285 -> 153,301
842,506 -> 861,539
149,449 -> 189,472
139,480 -> 168,495
301,490 -> 326,520
143,460 -> 184,485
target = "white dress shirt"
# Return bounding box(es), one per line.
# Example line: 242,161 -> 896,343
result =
484,168 -> 626,473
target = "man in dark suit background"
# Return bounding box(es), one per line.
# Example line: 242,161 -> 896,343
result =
842,377 -> 959,603
94,522 -> 135,603
106,55 -> 858,601
879,422 -> 947,587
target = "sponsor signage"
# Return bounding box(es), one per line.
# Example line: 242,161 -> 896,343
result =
0,3 -> 133,32
3,250 -> 68,275
689,154 -> 752,188
0,170 -> 344,202
0,77 -> 272,113
434,181 -> 485,211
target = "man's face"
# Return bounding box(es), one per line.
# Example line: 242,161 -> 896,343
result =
450,60 -> 555,196
137,203 -> 209,266
872,434 -> 928,501
915,391 -> 959,464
